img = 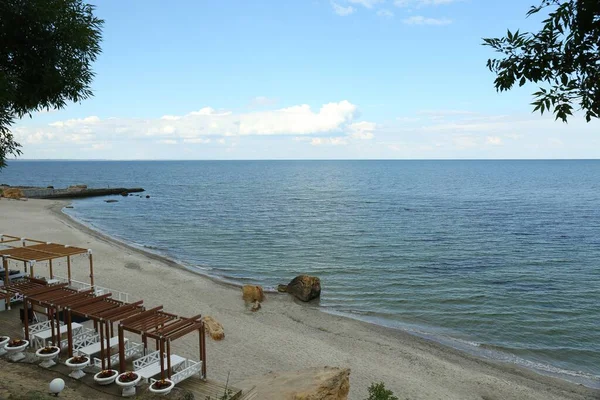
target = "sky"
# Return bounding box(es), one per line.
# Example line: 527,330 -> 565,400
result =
12,0 -> 600,160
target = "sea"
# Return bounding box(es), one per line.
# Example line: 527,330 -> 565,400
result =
2,160 -> 599,387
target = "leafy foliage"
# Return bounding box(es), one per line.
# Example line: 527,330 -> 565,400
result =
365,382 -> 399,400
0,0 -> 103,169
483,0 -> 600,122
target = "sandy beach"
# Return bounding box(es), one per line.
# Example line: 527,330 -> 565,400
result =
1,198 -> 598,400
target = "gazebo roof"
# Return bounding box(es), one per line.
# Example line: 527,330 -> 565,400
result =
121,306 -> 203,341
0,243 -> 89,263
0,277 -> 57,296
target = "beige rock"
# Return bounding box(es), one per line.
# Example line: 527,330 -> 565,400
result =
242,285 -> 264,303
237,366 -> 350,400
1,188 -> 24,199
202,316 -> 224,341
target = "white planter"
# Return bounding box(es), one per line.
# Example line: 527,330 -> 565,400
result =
149,379 -> 175,396
115,372 -> 141,397
0,336 -> 9,356
35,346 -> 60,368
4,339 -> 29,362
65,356 -> 90,379
94,369 -> 119,385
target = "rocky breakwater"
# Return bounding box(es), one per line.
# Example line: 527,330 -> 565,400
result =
0,184 -> 145,199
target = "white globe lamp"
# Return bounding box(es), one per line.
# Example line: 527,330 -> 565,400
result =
49,378 -> 65,396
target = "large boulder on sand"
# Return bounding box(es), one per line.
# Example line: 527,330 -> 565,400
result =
237,366 -> 350,400
242,285 -> 264,303
287,275 -> 321,302
202,316 -> 224,341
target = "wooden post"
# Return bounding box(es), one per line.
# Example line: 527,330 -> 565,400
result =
142,334 -> 148,356
23,297 -> 29,340
67,256 -> 71,285
49,259 -> 53,279
106,320 -> 112,370
200,323 -> 206,378
159,338 -> 165,380
166,339 -> 172,379
88,251 -> 94,289
118,325 -> 126,373
30,261 -> 34,278
24,261 -> 27,274
3,257 -> 9,310
99,318 -> 106,370
67,309 -> 73,357
55,307 -> 61,346
49,307 -> 55,345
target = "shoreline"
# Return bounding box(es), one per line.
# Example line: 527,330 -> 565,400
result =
1,198 -> 598,399
59,201 -> 600,389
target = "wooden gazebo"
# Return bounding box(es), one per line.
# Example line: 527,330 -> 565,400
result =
119,307 -> 206,381
0,237 -> 94,309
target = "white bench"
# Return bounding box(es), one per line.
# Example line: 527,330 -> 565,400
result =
32,322 -> 83,349
134,354 -> 186,381
76,336 -> 125,357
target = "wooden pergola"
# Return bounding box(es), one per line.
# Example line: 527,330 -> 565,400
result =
67,296 -> 145,369
21,283 -> 84,346
119,307 -> 207,379
0,239 -> 94,309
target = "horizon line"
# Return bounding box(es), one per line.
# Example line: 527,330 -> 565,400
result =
7,158 -> 600,162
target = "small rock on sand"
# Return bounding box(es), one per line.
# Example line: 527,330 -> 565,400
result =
242,285 -> 264,303
202,316 -> 224,340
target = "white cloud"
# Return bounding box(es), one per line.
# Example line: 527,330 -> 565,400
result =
49,116 -> 100,128
395,0 -> 458,7
183,138 -> 212,144
347,0 -> 383,8
14,101 -> 377,151
310,137 -> 349,146
402,16 -> 452,25
377,9 -> 394,17
486,136 -> 503,146
239,101 -> 357,135
90,142 -> 111,150
332,2 -> 355,16
348,121 -> 376,140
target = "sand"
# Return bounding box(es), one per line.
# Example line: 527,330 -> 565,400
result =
1,198 -> 598,400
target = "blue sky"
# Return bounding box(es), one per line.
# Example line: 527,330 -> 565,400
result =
13,0 -> 599,159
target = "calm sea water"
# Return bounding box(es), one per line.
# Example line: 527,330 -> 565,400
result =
2,160 -> 600,385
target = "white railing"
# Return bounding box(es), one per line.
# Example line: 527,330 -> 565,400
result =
170,359 -> 203,383
133,350 -> 161,370
53,275 -> 130,303
63,328 -> 99,352
93,341 -> 143,369
23,320 -> 64,341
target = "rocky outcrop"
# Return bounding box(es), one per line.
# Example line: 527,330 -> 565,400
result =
202,316 -> 224,341
1,188 -> 24,199
287,275 -> 321,302
68,184 -> 88,191
237,366 -> 350,400
242,285 -> 264,303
